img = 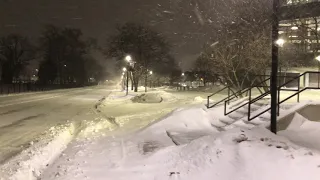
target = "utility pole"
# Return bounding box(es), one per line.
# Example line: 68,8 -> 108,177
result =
270,0 -> 280,134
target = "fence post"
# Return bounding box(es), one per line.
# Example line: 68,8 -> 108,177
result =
297,75 -> 300,103
224,101 -> 227,115
227,87 -> 230,105
277,85 -> 280,116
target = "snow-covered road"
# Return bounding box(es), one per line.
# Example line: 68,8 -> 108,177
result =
0,87 -> 112,163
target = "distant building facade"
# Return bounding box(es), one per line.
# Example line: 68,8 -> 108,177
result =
275,0 -> 320,87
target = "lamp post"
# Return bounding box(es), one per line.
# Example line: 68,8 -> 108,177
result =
316,55 -> 320,88
125,55 -> 134,94
276,38 -> 285,83
122,67 -> 129,95
270,0 -> 280,134
149,71 -> 153,88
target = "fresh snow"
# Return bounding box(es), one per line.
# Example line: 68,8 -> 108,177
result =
2,87 -> 320,180
40,91 -> 320,180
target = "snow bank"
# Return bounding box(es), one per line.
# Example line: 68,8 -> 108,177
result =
131,91 -> 176,103
145,107 -> 214,134
124,128 -> 320,180
39,100 -> 320,180
279,112 -> 320,151
0,123 -> 76,180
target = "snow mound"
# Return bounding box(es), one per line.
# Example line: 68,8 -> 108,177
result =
194,96 -> 205,102
279,112 -> 320,151
133,128 -> 320,180
0,123 -> 76,180
131,91 -> 176,103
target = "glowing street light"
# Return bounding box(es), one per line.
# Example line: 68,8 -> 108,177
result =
125,55 -> 132,62
275,38 -> 285,47
149,71 -> 153,75
181,73 -> 185,76
122,67 -> 127,72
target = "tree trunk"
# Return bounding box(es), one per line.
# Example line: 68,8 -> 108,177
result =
134,80 -> 138,92
130,73 -> 134,90
145,73 -> 147,92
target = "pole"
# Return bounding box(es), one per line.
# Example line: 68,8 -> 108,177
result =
126,70 -> 129,95
270,0 -> 280,134
318,61 -> 320,88
131,72 -> 134,91
145,72 -> 147,92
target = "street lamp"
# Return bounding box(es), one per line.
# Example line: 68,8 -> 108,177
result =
275,38 -> 285,47
122,67 -> 127,72
181,72 -> 185,76
125,55 -> 132,62
149,71 -> 153,75
270,0 -> 280,134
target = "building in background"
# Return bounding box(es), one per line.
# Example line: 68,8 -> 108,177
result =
276,0 -> 320,87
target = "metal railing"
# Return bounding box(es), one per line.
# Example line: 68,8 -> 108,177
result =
207,86 -> 237,108
248,71 -> 320,121
223,78 -> 271,116
207,77 -> 271,109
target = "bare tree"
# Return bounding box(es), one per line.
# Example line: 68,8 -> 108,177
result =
105,23 -> 172,92
196,0 -> 272,92
0,34 -> 34,84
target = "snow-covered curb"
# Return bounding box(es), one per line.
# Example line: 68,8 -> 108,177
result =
0,123 -> 76,180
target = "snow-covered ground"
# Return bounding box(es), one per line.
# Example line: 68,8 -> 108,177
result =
0,86 -> 114,164
36,89 -> 320,180
2,86 -> 320,180
0,86 -> 213,179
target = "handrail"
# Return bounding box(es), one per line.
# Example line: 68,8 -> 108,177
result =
223,77 -> 271,115
248,88 -> 308,121
225,78 -> 271,104
208,86 -> 228,98
247,72 -> 320,121
207,86 -> 237,108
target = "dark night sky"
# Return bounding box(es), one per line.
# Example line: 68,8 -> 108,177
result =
0,0 -> 210,70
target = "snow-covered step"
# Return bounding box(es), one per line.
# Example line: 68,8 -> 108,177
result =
227,111 -> 246,120
219,116 -> 237,125
210,119 -> 228,128
224,120 -> 255,130
237,107 -> 249,114
166,131 -> 214,145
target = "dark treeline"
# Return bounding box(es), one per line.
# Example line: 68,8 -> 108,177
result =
0,25 -> 107,86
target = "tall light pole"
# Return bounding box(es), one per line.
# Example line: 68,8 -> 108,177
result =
149,71 -> 153,88
270,0 -> 280,134
123,67 -> 129,95
125,55 -> 135,91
